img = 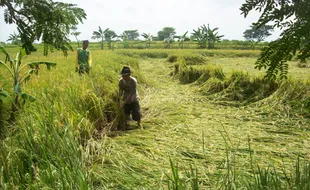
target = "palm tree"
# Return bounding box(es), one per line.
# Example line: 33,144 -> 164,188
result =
7,32 -> 21,45
174,31 -> 189,49
92,26 -> 109,49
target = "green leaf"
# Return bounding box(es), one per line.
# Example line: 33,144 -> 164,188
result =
0,45 -> 12,63
21,92 -> 36,102
14,83 -> 22,94
0,89 -> 10,98
28,61 -> 56,71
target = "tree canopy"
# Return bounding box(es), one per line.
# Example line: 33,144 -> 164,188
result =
122,30 -> 139,41
241,0 -> 310,79
1,0 -> 86,56
157,27 -> 176,41
243,24 -> 273,43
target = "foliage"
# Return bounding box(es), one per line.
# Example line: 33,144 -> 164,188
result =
0,0 -> 86,56
141,33 -> 155,48
0,45 -> 56,121
104,30 -> 118,50
92,26 -> 109,50
122,30 -> 139,41
157,27 -> 176,41
243,24 -> 273,43
240,0 -> 310,79
6,32 -> 21,46
164,33 -> 174,49
174,31 -> 190,49
70,26 -> 81,47
192,24 -> 224,49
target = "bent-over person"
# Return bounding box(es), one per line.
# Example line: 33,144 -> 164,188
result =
119,66 -> 142,129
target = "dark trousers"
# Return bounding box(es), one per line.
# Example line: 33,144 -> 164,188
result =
124,101 -> 141,122
78,68 -> 89,75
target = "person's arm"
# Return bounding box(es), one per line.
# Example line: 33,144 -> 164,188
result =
76,50 -> 79,71
88,51 -> 92,68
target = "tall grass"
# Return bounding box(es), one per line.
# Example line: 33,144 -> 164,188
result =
0,49 -> 146,188
1,47 -> 310,189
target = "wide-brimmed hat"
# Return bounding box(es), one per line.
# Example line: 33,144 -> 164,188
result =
120,66 -> 131,75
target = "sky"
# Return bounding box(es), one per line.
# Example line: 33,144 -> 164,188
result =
0,0 -> 282,43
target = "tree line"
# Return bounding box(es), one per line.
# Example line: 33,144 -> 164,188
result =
6,24 -> 273,50
1,0 -> 310,79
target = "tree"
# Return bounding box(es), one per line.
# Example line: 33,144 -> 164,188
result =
70,26 -> 81,48
122,30 -> 139,41
241,0 -> 310,79
157,27 -> 176,41
243,24 -> 273,43
192,24 -> 224,49
1,0 -> 86,56
104,30 -> 118,50
174,31 -> 190,49
7,32 -> 21,45
164,33 -> 174,49
92,26 -> 109,49
206,24 -> 224,49
141,33 -> 154,48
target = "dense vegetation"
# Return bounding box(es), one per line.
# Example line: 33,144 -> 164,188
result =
1,47 -> 310,189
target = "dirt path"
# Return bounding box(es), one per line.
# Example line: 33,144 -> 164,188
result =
108,58 -> 310,188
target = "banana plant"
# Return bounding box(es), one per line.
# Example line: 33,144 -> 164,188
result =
192,26 -> 208,48
92,26 -> 109,49
192,24 -> 224,49
206,24 -> 224,49
7,32 -> 21,46
0,45 -> 56,121
174,31 -> 190,49
141,33 -> 154,48
164,33 -> 174,49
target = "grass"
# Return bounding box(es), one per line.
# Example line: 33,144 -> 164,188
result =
1,47 -> 310,189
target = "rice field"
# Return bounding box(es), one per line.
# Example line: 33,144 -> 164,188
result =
1,48 -> 310,189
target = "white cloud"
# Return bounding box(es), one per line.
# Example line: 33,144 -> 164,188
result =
0,0 -> 281,42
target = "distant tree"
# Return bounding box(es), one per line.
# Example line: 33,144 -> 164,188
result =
7,32 -> 21,45
123,30 -> 139,41
174,31 -> 190,49
206,24 -> 224,49
104,30 -> 118,50
164,33 -> 174,48
119,32 -> 129,48
241,0 -> 310,79
243,24 -> 273,43
141,33 -> 154,48
192,24 -> 224,49
157,27 -> 176,41
0,0 -> 86,55
70,26 -> 81,47
92,26 -> 109,49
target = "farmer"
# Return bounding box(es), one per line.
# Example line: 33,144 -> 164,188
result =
76,40 -> 92,74
118,66 -> 142,129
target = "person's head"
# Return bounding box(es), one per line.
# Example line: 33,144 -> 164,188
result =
120,66 -> 131,81
82,40 -> 89,50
